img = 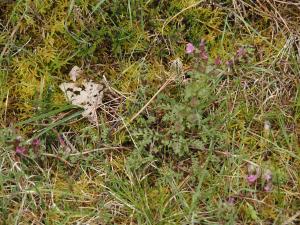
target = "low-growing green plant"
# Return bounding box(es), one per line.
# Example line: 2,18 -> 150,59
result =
130,41 -> 243,157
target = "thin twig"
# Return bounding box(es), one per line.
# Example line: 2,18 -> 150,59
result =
113,74 -> 176,134
69,146 -> 129,156
0,16 -> 23,61
41,153 -> 73,167
283,211 -> 300,225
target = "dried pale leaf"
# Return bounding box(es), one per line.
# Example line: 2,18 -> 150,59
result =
59,80 -> 105,124
69,66 -> 83,81
82,107 -> 98,125
264,120 -> 271,137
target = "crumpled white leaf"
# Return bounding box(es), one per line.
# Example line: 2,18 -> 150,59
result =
69,66 -> 83,82
59,80 -> 105,125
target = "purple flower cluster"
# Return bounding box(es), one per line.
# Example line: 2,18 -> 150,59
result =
186,43 -> 195,54
15,146 -> 27,155
186,41 -> 212,63
246,164 -> 273,192
185,41 -> 248,67
225,167 -> 273,206
15,138 -> 41,156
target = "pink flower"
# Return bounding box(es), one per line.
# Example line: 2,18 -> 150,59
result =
186,43 -> 195,54
198,40 -> 208,60
214,56 -> 222,65
262,169 -> 272,182
264,182 -> 272,192
226,60 -> 233,67
32,138 -> 40,147
16,146 -> 27,155
31,138 -> 41,154
227,197 -> 235,205
236,47 -> 247,58
247,174 -> 258,184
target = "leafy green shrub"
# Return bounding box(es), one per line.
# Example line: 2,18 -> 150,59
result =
132,71 -> 226,157
131,41 -> 230,157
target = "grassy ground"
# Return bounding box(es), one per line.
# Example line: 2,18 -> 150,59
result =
1,0 -> 300,224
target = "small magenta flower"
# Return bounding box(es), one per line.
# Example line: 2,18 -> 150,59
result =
247,163 -> 260,184
262,169 -> 273,192
226,60 -> 233,67
198,39 -> 208,60
264,182 -> 272,192
186,43 -> 195,54
262,169 -> 272,182
214,56 -> 222,65
236,47 -> 247,58
247,174 -> 258,184
32,138 -> 40,147
31,138 -> 41,154
16,146 -> 27,155
227,197 -> 235,205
